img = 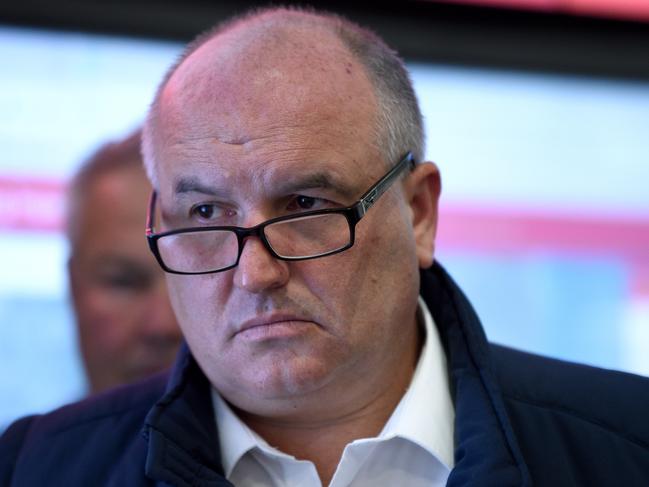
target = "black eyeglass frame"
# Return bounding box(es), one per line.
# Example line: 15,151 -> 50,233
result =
146,152 -> 416,275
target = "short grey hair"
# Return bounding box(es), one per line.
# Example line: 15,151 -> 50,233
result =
142,7 -> 424,187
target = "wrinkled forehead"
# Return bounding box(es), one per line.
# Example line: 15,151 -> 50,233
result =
152,22 -> 381,187
70,165 -> 153,250
73,163 -> 150,220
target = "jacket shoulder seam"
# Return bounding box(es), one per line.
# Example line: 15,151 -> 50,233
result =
504,393 -> 649,452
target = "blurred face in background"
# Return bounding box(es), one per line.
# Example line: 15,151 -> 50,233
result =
68,163 -> 182,394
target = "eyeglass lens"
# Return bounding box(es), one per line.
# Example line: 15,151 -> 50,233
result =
157,212 -> 351,273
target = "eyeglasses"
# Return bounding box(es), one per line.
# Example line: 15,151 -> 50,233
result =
146,152 -> 415,275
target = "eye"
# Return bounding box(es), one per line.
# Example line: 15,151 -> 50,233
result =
287,195 -> 331,212
94,266 -> 153,293
188,203 -> 236,223
192,204 -> 215,219
295,195 -> 316,210
103,272 -> 151,291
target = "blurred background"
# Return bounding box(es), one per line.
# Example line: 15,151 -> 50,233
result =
1,0 -> 648,428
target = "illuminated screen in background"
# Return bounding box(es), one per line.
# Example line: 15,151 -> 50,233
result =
437,0 -> 649,22
1,25 -> 648,428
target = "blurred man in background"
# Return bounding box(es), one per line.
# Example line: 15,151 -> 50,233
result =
66,129 -> 181,394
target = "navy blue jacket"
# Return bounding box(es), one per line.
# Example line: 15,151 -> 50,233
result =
2,263 -> 649,486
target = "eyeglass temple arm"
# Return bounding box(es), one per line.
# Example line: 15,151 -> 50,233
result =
357,152 -> 415,217
145,190 -> 157,237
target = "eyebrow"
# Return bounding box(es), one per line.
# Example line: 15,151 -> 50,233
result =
175,177 -> 220,196
275,172 -> 357,200
174,172 -> 359,200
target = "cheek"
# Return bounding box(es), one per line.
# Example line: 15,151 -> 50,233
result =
77,291 -> 139,351
293,246 -> 386,341
167,276 -> 196,331
166,274 -> 226,339
307,208 -> 418,330
353,209 -> 415,272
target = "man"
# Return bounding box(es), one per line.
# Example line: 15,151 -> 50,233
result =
2,7 -> 649,486
67,130 -> 182,393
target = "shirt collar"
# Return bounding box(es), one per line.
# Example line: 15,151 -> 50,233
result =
378,296 -> 455,469
211,388 -> 269,477
211,296 -> 455,476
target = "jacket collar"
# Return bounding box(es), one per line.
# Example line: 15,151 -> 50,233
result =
422,263 -> 531,486
143,262 -> 531,486
143,343 -> 232,486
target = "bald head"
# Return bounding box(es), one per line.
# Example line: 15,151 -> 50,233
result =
142,7 -> 423,187
167,14 -> 373,131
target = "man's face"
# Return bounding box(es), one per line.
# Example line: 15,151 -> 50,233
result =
69,165 -> 182,393
154,28 -> 435,418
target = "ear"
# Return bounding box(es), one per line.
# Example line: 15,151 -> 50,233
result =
405,161 -> 441,269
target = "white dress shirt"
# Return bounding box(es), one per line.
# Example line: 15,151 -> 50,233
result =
211,297 -> 455,486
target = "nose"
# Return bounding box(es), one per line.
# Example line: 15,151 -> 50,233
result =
233,235 -> 290,293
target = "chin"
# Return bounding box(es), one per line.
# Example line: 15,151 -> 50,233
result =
238,356 -> 335,403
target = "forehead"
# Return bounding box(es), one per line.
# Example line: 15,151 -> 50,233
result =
79,166 -> 150,232
70,168 -> 153,265
154,21 -> 382,195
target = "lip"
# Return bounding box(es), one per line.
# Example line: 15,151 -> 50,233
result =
235,313 -> 315,341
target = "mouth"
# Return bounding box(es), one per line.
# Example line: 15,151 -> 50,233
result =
235,314 -> 316,341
